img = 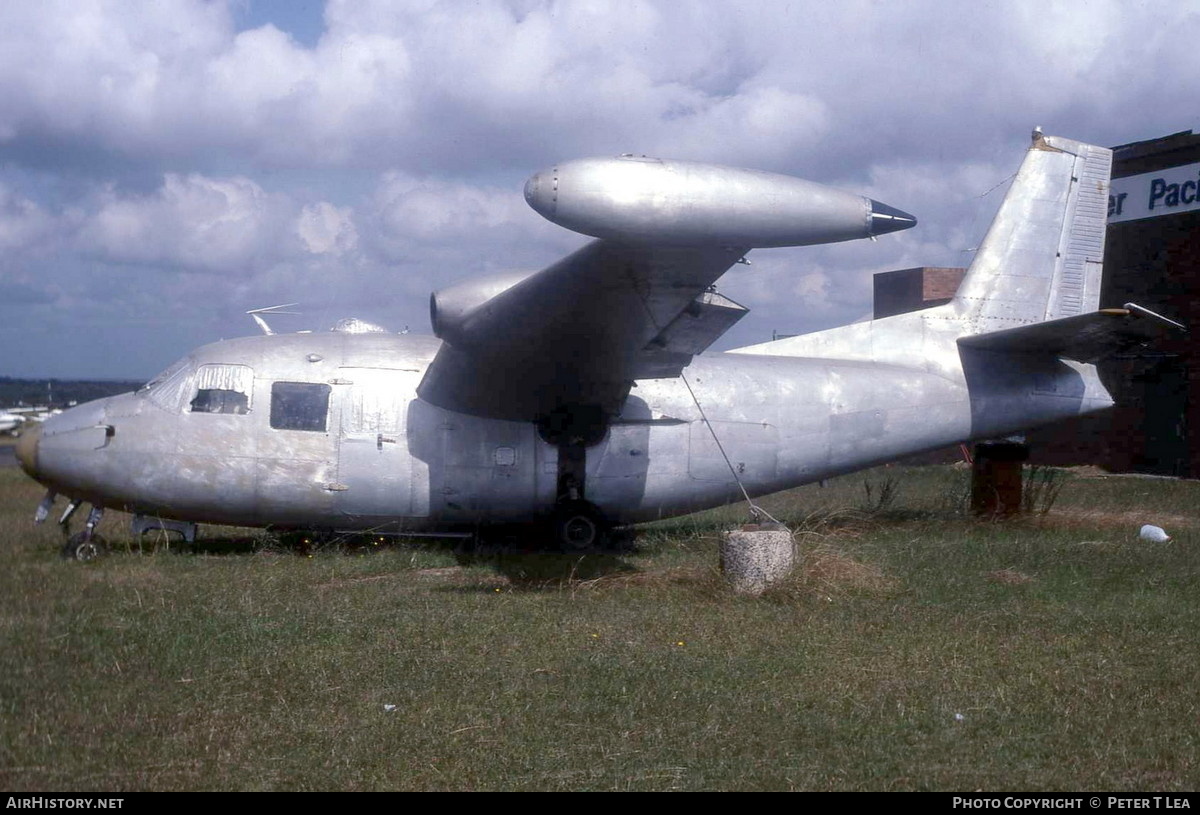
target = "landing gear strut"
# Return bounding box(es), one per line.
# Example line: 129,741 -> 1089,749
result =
60,505 -> 107,562
538,405 -> 614,552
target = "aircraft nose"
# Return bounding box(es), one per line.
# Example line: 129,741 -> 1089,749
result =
15,422 -> 39,477
869,199 -> 918,235
523,169 -> 558,219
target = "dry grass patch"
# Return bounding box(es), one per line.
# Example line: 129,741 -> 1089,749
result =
316,572 -> 407,589
1040,508 -> 1198,532
984,568 -> 1035,585
570,564 -> 709,591
801,544 -> 897,594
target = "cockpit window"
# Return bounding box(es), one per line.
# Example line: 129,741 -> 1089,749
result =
190,364 -> 253,415
270,382 -> 330,432
141,357 -> 195,413
142,357 -> 189,392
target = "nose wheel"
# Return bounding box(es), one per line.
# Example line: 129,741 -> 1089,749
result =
62,531 -> 107,562
55,503 -> 107,562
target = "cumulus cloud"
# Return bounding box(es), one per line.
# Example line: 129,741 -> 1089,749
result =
297,201 -> 357,255
0,184 -> 55,252
1,1 -> 1189,177
372,174 -> 525,246
78,173 -> 299,274
0,0 -> 1198,377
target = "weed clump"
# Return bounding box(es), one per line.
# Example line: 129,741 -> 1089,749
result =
1021,465 -> 1069,515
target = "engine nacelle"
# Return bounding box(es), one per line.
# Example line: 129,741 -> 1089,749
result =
523,156 -> 915,247
430,269 -> 536,347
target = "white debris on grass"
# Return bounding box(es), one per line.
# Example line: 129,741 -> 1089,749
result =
1138,524 -> 1171,542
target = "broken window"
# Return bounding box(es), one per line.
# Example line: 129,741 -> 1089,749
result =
270,382 -> 330,432
190,364 -> 253,415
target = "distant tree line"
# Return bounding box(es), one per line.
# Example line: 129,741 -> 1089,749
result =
0,377 -> 144,408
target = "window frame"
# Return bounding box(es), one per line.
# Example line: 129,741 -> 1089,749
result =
269,381 -> 332,432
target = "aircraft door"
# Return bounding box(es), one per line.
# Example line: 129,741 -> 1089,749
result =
336,367 -> 430,519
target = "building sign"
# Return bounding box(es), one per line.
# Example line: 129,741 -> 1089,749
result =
1109,161 -> 1200,223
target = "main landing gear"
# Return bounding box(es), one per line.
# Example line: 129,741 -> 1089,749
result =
552,499 -> 608,553
538,405 -> 614,553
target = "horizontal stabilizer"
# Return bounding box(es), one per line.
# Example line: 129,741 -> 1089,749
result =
958,303 -> 1185,363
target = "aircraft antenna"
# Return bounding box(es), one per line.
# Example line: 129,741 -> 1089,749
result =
246,303 -> 300,336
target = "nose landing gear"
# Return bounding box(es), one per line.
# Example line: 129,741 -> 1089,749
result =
62,505 -> 107,562
38,495 -> 108,562
62,528 -> 107,562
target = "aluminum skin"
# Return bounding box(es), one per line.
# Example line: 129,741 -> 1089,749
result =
19,135 -> 1142,545
523,155 -> 916,246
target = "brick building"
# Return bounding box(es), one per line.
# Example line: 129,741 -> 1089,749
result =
1047,130 -> 1200,476
873,131 -> 1200,476
872,266 -> 964,318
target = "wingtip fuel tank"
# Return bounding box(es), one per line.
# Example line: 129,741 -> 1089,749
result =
524,155 -> 915,247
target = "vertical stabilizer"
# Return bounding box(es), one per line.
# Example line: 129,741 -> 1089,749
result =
954,132 -> 1112,334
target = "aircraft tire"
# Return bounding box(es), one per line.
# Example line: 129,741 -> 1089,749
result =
553,502 -> 609,553
61,532 -> 107,562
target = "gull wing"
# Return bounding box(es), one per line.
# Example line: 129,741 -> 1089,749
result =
417,239 -> 746,422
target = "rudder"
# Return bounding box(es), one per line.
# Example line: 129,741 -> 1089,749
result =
953,131 -> 1112,334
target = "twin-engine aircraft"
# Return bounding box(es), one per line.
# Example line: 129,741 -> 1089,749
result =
18,132 -> 1175,559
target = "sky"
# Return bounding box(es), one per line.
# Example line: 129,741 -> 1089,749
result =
1,0 -> 1197,380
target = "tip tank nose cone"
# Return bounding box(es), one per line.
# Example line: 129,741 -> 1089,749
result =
523,171 -> 556,219
15,423 -> 39,475
869,199 -> 917,235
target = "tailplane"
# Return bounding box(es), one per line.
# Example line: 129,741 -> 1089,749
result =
958,302 -> 1186,363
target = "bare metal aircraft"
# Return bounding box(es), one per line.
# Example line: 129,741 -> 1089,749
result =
17,132 -> 1178,559
0,412 -> 22,435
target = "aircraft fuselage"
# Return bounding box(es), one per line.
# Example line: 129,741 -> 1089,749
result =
20,326 -> 1112,534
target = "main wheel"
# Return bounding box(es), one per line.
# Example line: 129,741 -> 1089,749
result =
553,502 -> 608,553
61,532 -> 107,562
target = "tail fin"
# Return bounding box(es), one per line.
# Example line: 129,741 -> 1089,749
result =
954,131 -> 1112,333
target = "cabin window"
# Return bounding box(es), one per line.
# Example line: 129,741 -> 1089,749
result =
270,382 -> 330,432
190,364 -> 253,415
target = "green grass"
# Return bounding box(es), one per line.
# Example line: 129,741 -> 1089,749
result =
0,465 -> 1197,790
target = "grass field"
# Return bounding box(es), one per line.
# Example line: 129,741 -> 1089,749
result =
0,464 -> 1197,791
